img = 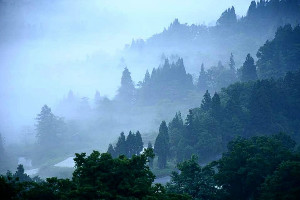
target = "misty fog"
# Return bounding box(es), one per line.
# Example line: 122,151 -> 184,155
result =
0,0 -> 253,144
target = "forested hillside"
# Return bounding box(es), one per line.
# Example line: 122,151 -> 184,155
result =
125,0 -> 300,72
1,1 -> 300,199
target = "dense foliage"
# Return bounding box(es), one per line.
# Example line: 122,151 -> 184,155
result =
163,69 -> 300,164
0,149 -> 190,200
166,133 -> 300,200
257,24 -> 300,78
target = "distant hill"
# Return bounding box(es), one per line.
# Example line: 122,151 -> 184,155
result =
124,0 -> 300,73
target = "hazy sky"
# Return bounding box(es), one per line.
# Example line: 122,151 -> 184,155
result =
0,0 -> 253,142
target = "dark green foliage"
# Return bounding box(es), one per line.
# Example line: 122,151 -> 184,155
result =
168,70 -> 300,164
154,121 -> 170,169
0,149 -> 190,199
257,24 -> 300,79
168,133 -> 300,200
167,155 -> 222,200
240,54 -> 258,82
214,133 -> 297,200
259,161 -> 300,200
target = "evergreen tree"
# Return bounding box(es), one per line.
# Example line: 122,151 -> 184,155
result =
13,165 -> 31,182
107,144 -> 116,158
114,132 -> 127,156
201,90 -> 212,111
197,64 -> 209,91
185,109 -> 198,147
143,70 -> 150,85
240,54 -> 258,82
35,105 -> 64,146
229,53 -> 236,71
147,142 -> 154,168
134,131 -> 144,155
211,92 -> 222,120
217,6 -> 237,26
117,67 -> 136,102
154,121 -> 169,169
126,131 -> 135,157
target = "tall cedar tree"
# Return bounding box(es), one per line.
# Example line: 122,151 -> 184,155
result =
147,142 -> 154,168
240,54 -> 258,82
201,90 -> 212,111
107,144 -> 116,158
118,67 -> 135,102
114,132 -> 127,156
154,121 -> 170,169
197,64 -> 209,91
211,92 -> 222,120
134,131 -> 144,155
35,105 -> 64,146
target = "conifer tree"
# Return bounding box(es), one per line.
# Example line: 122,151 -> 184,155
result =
13,164 -> 31,182
107,144 -> 116,158
147,142 -> 154,168
212,92 -> 222,120
114,132 -> 127,156
143,70 -> 150,85
134,131 -> 144,155
117,67 -> 135,102
154,121 -> 169,169
240,54 -> 258,82
201,90 -> 212,111
35,105 -> 64,146
197,64 -> 209,91
229,53 -> 236,71
126,131 -> 135,157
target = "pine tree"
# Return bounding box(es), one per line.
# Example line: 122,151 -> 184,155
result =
240,54 -> 258,82
217,6 -> 237,26
117,67 -> 136,102
212,92 -> 222,120
197,64 -> 209,91
107,144 -> 116,158
143,70 -> 150,86
126,131 -> 135,157
134,131 -> 144,155
35,105 -> 64,146
229,53 -> 236,71
201,90 -> 212,111
114,132 -> 127,156
14,164 -> 31,182
147,142 -> 154,168
154,121 -> 169,169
